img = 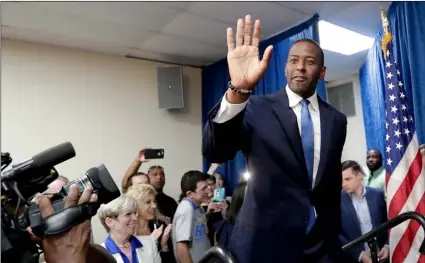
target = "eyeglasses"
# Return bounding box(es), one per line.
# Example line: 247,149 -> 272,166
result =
148,165 -> 164,173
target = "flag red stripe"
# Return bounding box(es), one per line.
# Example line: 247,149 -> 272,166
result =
388,152 -> 423,219
391,192 -> 425,263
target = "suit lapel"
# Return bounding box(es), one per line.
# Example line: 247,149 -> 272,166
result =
343,193 -> 362,235
366,189 -> 379,227
271,89 -> 308,181
314,98 -> 336,188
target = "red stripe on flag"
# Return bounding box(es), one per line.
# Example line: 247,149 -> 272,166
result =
391,192 -> 425,263
388,152 -> 423,219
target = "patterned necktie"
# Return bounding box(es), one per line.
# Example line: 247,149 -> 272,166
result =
300,99 -> 315,233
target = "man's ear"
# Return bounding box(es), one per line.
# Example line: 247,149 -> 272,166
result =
186,190 -> 193,198
319,66 -> 327,79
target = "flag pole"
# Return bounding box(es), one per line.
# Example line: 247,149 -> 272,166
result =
380,7 -> 393,60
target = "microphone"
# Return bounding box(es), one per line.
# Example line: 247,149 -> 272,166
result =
1,142 -> 76,181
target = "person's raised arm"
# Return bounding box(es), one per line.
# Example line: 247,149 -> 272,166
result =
121,148 -> 150,192
202,15 -> 272,163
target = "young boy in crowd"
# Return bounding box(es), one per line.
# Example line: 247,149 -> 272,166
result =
172,171 -> 213,263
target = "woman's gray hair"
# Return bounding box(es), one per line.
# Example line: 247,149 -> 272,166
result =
97,194 -> 138,232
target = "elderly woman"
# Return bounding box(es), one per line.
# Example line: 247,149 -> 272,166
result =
126,184 -> 175,263
98,194 -> 161,263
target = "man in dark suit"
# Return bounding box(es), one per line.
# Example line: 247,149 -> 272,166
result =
202,15 -> 347,263
340,160 -> 389,263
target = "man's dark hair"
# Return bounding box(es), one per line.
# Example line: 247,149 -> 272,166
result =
290,38 -> 325,67
341,160 -> 365,176
148,165 -> 165,175
181,170 -> 209,197
367,149 -> 383,159
208,175 -> 216,184
123,172 -> 149,193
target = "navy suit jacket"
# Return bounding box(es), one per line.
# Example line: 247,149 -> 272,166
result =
202,88 -> 347,263
339,187 -> 388,262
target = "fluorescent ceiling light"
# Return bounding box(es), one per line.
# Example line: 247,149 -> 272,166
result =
318,20 -> 374,55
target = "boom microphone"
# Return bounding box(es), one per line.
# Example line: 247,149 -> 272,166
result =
1,142 -> 76,182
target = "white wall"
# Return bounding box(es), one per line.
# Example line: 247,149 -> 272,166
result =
327,74 -> 367,167
1,39 -> 203,242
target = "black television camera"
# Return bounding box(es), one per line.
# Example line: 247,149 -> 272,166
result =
1,142 -> 121,263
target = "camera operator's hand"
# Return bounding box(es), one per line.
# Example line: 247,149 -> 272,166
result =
38,184 -> 97,263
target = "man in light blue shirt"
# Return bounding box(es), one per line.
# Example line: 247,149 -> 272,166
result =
340,160 -> 389,263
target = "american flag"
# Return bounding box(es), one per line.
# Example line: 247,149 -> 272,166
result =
383,35 -> 425,263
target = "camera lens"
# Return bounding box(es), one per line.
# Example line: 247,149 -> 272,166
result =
62,175 -> 93,195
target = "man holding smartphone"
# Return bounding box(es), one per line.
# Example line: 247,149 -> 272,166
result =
122,148 -> 178,222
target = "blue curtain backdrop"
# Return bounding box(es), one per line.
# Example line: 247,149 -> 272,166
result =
360,2 -> 425,159
202,14 -> 325,193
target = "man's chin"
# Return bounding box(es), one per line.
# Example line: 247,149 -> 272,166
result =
289,83 -> 311,94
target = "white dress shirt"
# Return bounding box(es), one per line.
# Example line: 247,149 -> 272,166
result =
213,85 -> 321,187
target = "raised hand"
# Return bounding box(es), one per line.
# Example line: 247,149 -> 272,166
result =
227,15 -> 273,91
160,224 -> 172,247
150,224 -> 164,241
137,148 -> 151,163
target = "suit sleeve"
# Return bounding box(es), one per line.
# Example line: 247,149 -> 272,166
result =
202,95 -> 253,163
328,116 -> 348,261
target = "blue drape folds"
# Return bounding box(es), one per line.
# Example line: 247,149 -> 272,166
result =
202,14 -> 324,193
360,2 -> 425,157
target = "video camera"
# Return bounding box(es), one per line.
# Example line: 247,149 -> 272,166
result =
1,142 -> 121,263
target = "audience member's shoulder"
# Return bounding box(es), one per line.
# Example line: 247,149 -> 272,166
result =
164,193 -> 178,203
367,186 -> 385,197
176,199 -> 195,214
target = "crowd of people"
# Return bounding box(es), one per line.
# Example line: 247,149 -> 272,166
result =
20,14 -> 424,263
33,146 -> 420,263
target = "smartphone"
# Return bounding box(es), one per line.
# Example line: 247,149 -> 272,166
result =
144,149 -> 164,159
213,187 -> 226,202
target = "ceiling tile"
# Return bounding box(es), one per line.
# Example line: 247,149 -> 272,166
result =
161,13 -> 228,48
2,2 -> 153,48
187,2 -> 308,33
324,2 -> 391,37
275,2 -> 358,17
156,1 -> 196,11
8,2 -> 184,32
141,33 -> 225,59
1,26 -> 130,56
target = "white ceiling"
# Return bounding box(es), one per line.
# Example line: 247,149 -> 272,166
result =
1,1 -> 390,81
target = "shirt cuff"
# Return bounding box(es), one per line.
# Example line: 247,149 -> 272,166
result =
358,251 -> 364,262
213,92 -> 249,124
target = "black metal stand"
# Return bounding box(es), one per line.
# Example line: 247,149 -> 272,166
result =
368,237 -> 380,263
342,211 -> 425,255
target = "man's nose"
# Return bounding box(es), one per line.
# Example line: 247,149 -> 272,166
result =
296,61 -> 306,71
